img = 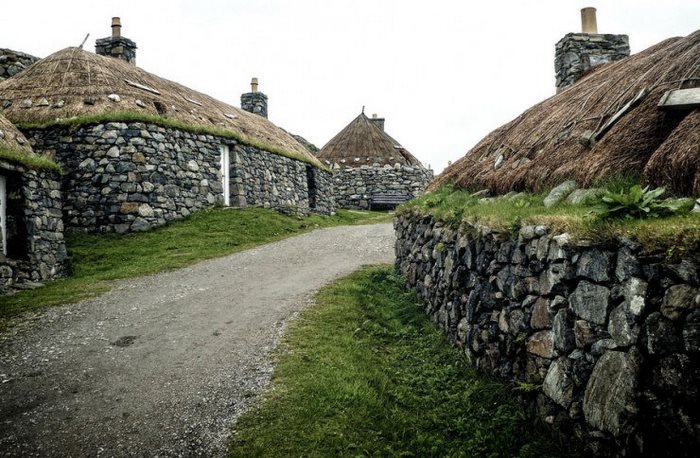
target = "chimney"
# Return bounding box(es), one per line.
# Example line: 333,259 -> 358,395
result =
554,7 -> 629,92
580,7 -> 598,33
240,77 -> 268,118
95,17 -> 137,65
369,113 -> 385,131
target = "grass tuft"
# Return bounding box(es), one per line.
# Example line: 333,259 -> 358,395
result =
0,145 -> 62,172
399,185 -> 700,257
16,111 -> 329,171
0,208 -> 389,323
230,265 -> 575,457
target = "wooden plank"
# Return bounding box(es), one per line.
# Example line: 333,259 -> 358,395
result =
658,88 -> 700,111
581,88 -> 648,148
124,79 -> 161,95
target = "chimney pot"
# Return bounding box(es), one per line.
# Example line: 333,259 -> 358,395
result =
111,17 -> 122,38
581,7 -> 598,34
251,77 -> 259,93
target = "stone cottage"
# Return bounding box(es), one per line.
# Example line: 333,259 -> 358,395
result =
0,113 -> 66,292
317,111 -> 432,209
0,18 -> 334,234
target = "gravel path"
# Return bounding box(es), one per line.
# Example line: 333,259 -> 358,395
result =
0,223 -> 395,457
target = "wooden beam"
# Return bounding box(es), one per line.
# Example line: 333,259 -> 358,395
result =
581,88 -> 648,148
658,88 -> 700,111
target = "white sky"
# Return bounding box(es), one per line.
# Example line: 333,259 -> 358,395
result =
2,1 -> 698,173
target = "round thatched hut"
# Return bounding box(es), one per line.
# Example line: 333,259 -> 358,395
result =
432,29 -> 700,197
0,113 -> 66,292
318,112 -> 432,209
0,32 -> 334,233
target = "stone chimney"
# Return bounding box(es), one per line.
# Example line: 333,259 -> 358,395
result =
240,77 -> 268,118
554,7 -> 630,92
370,113 -> 385,131
95,17 -> 137,65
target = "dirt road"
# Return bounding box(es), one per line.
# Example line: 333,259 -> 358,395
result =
0,223 -> 394,457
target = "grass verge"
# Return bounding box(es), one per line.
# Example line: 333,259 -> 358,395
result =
230,265 -> 573,457
17,111 -> 329,171
0,208 -> 390,324
399,185 -> 700,257
0,145 -> 61,172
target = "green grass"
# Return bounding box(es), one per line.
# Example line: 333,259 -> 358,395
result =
230,266 -> 574,458
399,185 -> 700,257
0,145 -> 61,172
0,208 -> 390,323
17,111 -> 329,171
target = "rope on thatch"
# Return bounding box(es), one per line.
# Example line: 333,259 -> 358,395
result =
431,29 -> 700,196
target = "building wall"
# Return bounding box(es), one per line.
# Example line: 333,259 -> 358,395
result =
0,160 -> 67,293
394,212 -> 699,456
333,164 -> 433,210
26,122 -> 334,233
0,49 -> 40,82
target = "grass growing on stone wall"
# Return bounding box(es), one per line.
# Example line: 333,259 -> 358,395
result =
16,111 -> 329,171
399,185 -> 700,256
0,208 -> 390,325
0,146 -> 61,172
230,265 -> 574,457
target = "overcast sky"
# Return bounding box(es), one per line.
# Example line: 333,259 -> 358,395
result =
2,1 -> 698,172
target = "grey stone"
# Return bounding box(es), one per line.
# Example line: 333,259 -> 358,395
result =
543,358 -> 574,408
642,312 -> 680,355
661,285 -> 700,321
527,330 -> 555,358
574,320 -> 598,348
530,297 -> 552,330
576,249 -> 612,282
583,351 -> 640,436
544,180 -> 577,208
683,309 -> 700,352
615,247 -> 641,282
608,304 -> 639,347
566,188 -> 602,205
570,281 -> 610,324
553,309 -> 575,353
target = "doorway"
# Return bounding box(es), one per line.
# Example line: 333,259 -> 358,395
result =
220,145 -> 230,206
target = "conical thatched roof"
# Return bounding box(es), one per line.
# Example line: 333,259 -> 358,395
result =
0,47 -> 321,166
0,111 -> 33,155
318,113 -> 423,168
432,30 -> 700,196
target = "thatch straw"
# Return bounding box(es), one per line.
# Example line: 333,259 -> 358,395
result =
0,113 -> 59,171
318,113 -> 424,167
0,47 -> 322,167
431,30 -> 700,196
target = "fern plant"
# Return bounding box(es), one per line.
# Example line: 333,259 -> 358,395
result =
596,185 -> 690,220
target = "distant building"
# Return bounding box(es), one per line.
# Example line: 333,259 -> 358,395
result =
318,112 -> 432,209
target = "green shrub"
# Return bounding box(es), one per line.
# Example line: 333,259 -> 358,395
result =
596,185 -> 692,220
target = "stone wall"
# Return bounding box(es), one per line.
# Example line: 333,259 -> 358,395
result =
555,33 -> 630,92
240,92 -> 268,118
394,212 -> 699,456
0,49 -> 39,82
25,122 -> 333,233
0,160 -> 67,293
333,165 -> 432,209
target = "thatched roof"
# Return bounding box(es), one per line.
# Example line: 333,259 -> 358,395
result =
0,47 -> 321,166
0,111 -> 33,154
318,113 -> 424,168
432,29 -> 700,196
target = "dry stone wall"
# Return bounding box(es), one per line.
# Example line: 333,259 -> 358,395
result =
333,165 -> 432,209
394,212 -> 699,456
25,122 -> 333,233
0,161 -> 67,292
0,49 -> 39,82
555,33 -> 630,92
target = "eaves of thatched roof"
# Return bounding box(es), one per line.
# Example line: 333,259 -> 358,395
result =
0,112 -> 58,171
432,29 -> 700,197
318,113 -> 424,168
0,47 -> 322,167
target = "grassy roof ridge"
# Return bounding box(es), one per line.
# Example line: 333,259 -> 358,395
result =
0,145 -> 62,173
17,111 -> 329,171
